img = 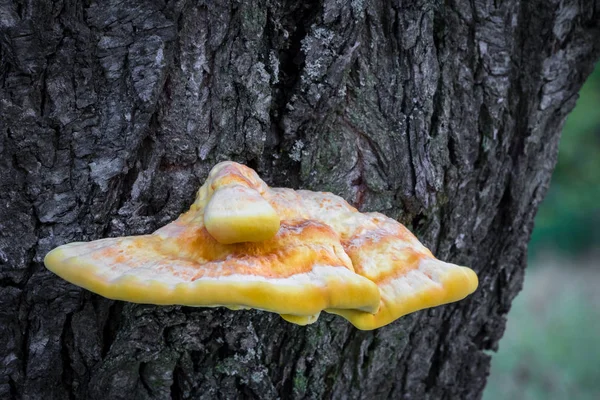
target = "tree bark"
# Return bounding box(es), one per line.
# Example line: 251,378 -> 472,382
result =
1,1 -> 598,399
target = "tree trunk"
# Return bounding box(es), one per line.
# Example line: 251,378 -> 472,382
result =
1,1 -> 598,399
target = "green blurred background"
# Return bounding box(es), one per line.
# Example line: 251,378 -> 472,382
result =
484,65 -> 600,400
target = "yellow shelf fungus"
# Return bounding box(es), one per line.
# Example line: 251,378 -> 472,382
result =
44,161 -> 478,330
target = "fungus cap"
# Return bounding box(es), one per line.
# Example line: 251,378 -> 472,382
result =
44,161 -> 478,329
204,184 -> 280,244
264,189 -> 479,329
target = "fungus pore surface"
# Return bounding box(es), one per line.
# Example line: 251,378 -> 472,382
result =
45,161 -> 478,329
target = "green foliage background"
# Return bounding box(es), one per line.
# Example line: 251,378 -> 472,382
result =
485,64 -> 600,400
529,65 -> 600,257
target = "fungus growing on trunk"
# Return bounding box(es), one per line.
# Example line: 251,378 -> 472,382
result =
45,161 -> 478,329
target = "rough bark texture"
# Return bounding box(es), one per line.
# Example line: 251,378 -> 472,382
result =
1,1 -> 598,399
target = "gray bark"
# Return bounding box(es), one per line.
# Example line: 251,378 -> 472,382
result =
1,0 -> 598,399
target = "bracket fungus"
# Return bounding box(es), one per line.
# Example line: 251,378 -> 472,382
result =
45,161 -> 478,330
